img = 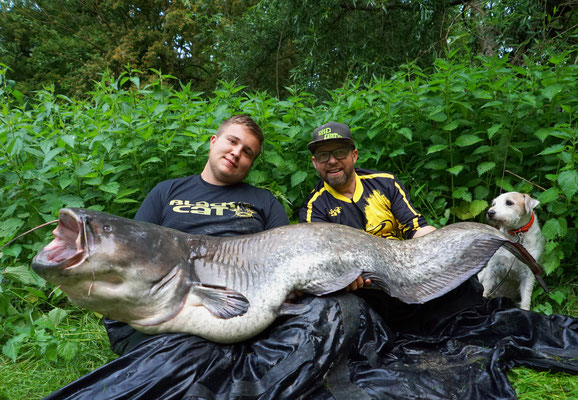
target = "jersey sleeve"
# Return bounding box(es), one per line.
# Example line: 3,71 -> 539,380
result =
387,175 -> 428,239
299,190 -> 331,223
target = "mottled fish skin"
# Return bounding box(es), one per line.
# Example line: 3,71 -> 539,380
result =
31,208 -> 545,343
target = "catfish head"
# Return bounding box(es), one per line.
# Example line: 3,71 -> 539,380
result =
32,208 -> 195,324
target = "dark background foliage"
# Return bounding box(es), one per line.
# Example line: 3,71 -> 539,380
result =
1,0 -> 576,97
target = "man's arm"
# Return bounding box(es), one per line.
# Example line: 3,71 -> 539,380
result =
412,225 -> 437,238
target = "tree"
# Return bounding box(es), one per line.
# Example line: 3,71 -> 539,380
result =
0,0 -> 239,96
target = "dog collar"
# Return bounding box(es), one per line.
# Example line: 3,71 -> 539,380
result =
508,212 -> 535,236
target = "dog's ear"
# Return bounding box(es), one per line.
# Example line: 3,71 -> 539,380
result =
523,194 -> 540,213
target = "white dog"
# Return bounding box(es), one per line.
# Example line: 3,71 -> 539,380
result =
477,192 -> 545,310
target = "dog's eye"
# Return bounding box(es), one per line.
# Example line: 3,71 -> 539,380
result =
506,200 -> 514,206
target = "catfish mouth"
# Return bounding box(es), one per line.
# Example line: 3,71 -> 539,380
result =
33,209 -> 90,270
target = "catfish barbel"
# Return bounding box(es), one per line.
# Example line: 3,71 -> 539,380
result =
31,208 -> 546,343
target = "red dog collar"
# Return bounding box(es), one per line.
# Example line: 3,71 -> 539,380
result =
508,212 -> 535,235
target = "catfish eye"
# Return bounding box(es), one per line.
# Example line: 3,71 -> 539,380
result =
103,225 -> 112,232
506,200 -> 514,206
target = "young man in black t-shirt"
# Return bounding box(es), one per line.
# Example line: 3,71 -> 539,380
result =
105,115 -> 288,352
136,115 -> 289,235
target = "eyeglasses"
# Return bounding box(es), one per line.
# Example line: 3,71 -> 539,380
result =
314,147 -> 354,163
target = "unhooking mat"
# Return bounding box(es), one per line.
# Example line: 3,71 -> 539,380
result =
43,280 -> 578,400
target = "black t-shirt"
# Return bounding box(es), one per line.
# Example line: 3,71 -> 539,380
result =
135,174 -> 289,236
105,174 -> 289,355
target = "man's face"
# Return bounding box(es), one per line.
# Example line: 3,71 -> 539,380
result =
311,141 -> 358,191
205,124 -> 261,185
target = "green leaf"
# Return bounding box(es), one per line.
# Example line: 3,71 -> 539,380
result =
58,135 -> 76,148
472,90 -> 492,99
130,76 -> 140,88
473,145 -> 491,155
4,265 -> 44,286
534,128 -> 551,142
452,187 -> 472,202
474,185 -> 489,200
291,170 -> 307,187
424,159 -> 447,170
57,341 -> 79,362
537,144 -> 566,155
477,162 -> 495,176
389,148 -> 406,158
247,170 -> 266,185
2,334 -> 26,361
265,152 -> 284,168
480,101 -> 503,109
59,174 -> 74,190
48,308 -> 68,328
538,188 -> 560,204
455,134 -> 482,147
486,124 -> 502,139
75,162 -> 93,177
447,165 -> 464,176
558,170 -> 578,199
139,157 -> 162,166
469,200 -> 489,217
0,218 -> 24,240
442,120 -> 459,131
541,84 -> 563,101
397,127 -> 412,140
541,218 -> 561,240
426,144 -> 448,154
61,194 -> 85,208
100,181 -> 120,194
428,112 -> 447,122
548,290 -> 566,305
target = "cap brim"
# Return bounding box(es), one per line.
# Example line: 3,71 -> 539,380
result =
307,138 -> 355,153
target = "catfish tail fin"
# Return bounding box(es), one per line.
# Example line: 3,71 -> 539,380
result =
501,241 -> 549,293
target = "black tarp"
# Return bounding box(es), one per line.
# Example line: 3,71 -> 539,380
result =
43,279 -> 578,400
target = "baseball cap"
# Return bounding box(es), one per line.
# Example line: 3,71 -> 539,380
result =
307,122 -> 355,153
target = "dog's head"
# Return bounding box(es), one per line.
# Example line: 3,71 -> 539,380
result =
487,192 -> 540,230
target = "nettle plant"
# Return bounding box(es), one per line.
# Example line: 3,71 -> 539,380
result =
1,54 -> 576,360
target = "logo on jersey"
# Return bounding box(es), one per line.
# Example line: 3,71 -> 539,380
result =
364,190 -> 402,239
233,203 -> 258,218
169,200 -> 256,218
328,206 -> 342,217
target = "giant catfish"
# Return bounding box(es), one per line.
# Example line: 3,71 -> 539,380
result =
31,208 -> 546,343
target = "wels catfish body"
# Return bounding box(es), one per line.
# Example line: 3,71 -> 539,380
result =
31,208 -> 546,343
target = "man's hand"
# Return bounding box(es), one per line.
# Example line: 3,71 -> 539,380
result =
345,276 -> 371,292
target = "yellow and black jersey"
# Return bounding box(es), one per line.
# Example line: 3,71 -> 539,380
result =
299,168 -> 428,239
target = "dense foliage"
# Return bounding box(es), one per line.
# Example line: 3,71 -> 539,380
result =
1,53 -> 576,362
1,0 -> 576,97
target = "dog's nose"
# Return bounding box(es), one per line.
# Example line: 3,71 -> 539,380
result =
487,209 -> 495,218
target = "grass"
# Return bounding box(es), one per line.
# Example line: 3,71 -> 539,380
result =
1,285 -> 577,399
0,314 -> 117,400
508,281 -> 578,399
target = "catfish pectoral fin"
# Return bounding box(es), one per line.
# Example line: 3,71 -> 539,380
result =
360,272 -> 390,293
301,270 -> 362,296
193,284 -> 249,319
